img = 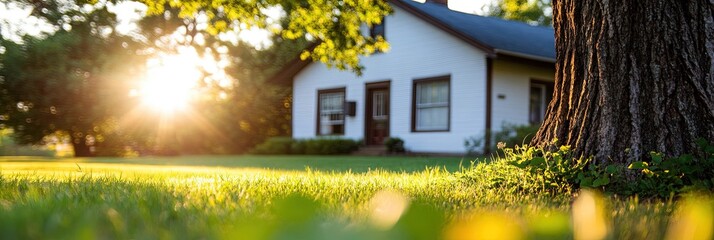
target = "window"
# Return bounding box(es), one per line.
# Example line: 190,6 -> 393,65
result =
529,80 -> 554,124
370,18 -> 385,39
372,90 -> 388,120
412,76 -> 450,132
317,88 -> 345,135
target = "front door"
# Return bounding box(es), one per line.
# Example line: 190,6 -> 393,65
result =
365,83 -> 390,145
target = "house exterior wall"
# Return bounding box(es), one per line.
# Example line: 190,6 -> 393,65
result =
491,59 -> 555,130
292,5 -> 488,153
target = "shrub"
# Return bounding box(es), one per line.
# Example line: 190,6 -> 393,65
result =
303,138 -> 360,155
494,123 -> 540,149
384,137 -> 405,153
251,137 -> 295,154
461,139 -> 714,198
251,137 -> 360,155
464,135 -> 484,156
464,124 -> 540,154
617,139 -> 714,197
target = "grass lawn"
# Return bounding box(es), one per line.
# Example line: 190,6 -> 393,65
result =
0,155 -> 705,239
0,155 -> 469,173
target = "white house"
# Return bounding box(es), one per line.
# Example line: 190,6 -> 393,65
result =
270,0 -> 555,154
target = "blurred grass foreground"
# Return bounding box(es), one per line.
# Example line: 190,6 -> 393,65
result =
0,156 -> 712,239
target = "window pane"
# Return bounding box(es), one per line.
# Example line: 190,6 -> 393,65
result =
414,78 -> 449,131
416,106 -> 448,130
319,92 -> 344,135
529,85 -> 544,123
373,91 -> 387,119
370,19 -> 385,39
418,81 -> 448,105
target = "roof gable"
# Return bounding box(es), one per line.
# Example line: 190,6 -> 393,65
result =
395,0 -> 555,61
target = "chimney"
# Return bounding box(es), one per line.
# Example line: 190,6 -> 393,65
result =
425,0 -> 448,5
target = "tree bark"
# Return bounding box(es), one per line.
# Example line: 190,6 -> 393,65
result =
71,136 -> 93,157
531,0 -> 714,165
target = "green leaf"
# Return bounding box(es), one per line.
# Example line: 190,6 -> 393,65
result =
529,157 -> 546,167
579,177 -> 593,187
592,176 -> 610,187
649,152 -> 662,165
605,165 -> 618,174
628,161 -> 649,170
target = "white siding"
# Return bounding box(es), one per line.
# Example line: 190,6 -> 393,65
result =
491,59 -> 554,130
293,5 -> 487,153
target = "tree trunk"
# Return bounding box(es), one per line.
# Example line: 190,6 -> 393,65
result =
72,136 -> 93,157
531,0 -> 714,165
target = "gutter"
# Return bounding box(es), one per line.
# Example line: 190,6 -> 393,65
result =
495,49 -> 556,63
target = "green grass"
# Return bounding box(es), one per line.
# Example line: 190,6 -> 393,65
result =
0,155 -> 708,239
0,155 -> 467,173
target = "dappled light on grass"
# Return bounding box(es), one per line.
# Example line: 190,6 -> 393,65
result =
368,190 -> 409,230
0,160 -> 711,239
666,195 -> 713,240
572,190 -> 609,240
444,211 -> 524,240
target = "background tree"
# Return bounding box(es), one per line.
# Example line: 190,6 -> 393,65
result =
0,2 -> 145,156
530,0 -> 714,166
128,4 -> 306,154
485,0 -> 552,26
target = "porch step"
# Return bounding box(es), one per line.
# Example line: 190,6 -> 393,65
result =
352,145 -> 387,156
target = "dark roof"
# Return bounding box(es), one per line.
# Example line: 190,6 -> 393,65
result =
396,0 -> 555,61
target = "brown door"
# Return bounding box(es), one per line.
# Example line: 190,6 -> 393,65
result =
365,83 -> 390,145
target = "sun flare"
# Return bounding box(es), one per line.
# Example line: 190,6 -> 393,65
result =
139,49 -> 202,113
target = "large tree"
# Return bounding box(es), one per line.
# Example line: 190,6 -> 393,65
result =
530,0 -> 714,166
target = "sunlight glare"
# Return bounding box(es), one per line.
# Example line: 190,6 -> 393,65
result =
140,48 -> 202,113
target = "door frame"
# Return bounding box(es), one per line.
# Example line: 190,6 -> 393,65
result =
364,80 -> 391,146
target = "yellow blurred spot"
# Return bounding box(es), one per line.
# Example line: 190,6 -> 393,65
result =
444,212 -> 524,240
572,190 -> 608,240
665,196 -> 713,240
106,208 -> 125,233
369,190 -> 409,230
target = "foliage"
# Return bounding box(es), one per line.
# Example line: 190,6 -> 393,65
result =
0,4 -> 145,156
619,140 -> 714,197
384,137 -> 405,153
463,135 -> 484,156
303,138 -> 360,155
464,124 -> 539,154
485,0 -> 552,26
0,129 -> 55,157
469,144 -> 590,194
251,137 -> 360,155
475,140 -> 714,198
251,137 -> 296,155
0,157 -> 704,239
139,0 -> 392,74
494,123 -> 540,148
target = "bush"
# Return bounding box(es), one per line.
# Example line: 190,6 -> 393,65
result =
461,139 -> 714,198
303,138 -> 360,155
494,123 -> 540,149
464,124 -> 540,154
614,139 -> 714,197
251,137 -> 295,154
251,137 -> 360,155
384,137 -> 405,153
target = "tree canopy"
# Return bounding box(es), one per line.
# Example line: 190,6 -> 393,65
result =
485,0 -> 552,26
0,0 -> 320,156
138,0 -> 391,74
0,3 -> 145,156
